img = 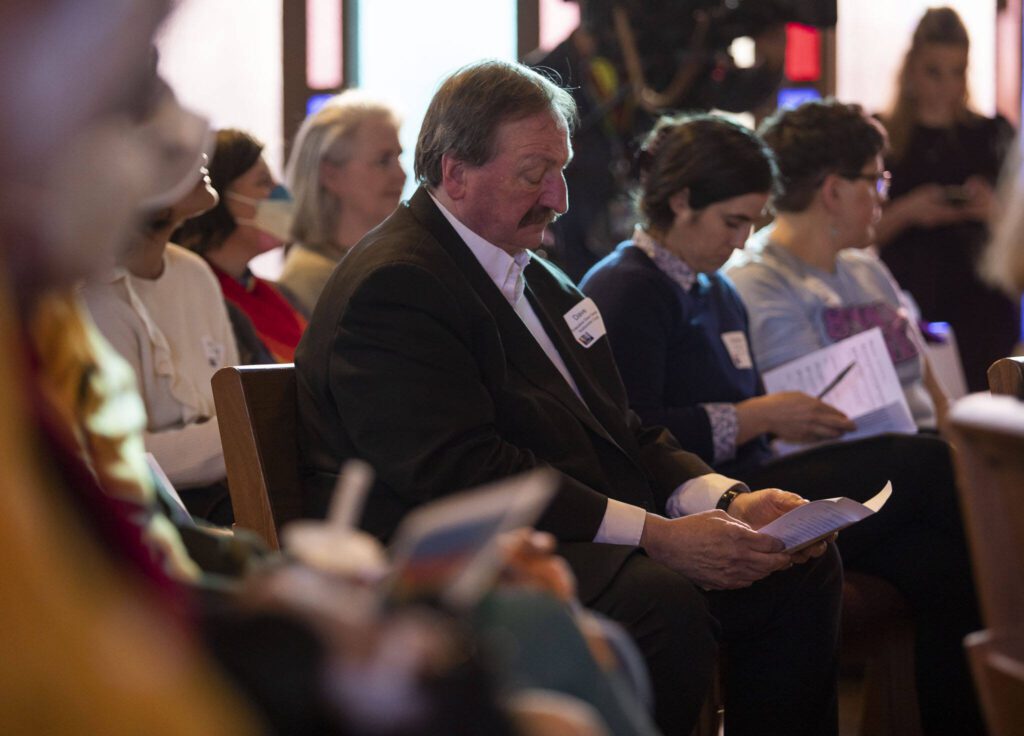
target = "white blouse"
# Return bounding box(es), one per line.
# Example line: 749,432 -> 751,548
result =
82,244 -> 239,488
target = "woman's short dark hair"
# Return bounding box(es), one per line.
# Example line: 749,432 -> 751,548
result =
175,128 -> 264,254
414,59 -> 577,187
758,99 -> 887,213
637,113 -> 778,232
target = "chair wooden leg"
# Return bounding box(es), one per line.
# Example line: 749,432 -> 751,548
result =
856,617 -> 921,736
690,661 -> 723,736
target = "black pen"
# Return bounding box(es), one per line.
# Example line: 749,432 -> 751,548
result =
816,361 -> 857,400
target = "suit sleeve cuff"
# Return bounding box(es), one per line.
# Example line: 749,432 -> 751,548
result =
594,498 -> 647,546
664,473 -> 749,518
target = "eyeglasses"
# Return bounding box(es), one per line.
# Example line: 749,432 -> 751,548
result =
840,170 -> 891,198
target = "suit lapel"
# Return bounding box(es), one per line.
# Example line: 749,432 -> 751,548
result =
407,189 -> 627,451
524,262 -> 638,456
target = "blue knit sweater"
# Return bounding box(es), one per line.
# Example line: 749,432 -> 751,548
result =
581,241 -> 772,477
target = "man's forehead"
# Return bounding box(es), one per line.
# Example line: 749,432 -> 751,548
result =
493,111 -> 571,160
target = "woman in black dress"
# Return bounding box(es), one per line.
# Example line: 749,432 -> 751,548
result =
875,6 -> 1017,391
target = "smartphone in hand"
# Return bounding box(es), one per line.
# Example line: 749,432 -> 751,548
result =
944,185 -> 971,206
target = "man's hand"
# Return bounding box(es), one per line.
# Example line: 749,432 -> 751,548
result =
729,489 -> 831,564
728,488 -> 804,529
639,511 -> 792,590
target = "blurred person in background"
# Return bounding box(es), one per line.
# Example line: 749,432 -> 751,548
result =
176,128 -> 307,364
875,6 -> 1017,391
280,91 -> 406,316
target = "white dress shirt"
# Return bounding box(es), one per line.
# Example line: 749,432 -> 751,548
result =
431,195 -> 746,545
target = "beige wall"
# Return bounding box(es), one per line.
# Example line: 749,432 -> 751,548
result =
156,0 -> 285,176
835,0 -> 996,118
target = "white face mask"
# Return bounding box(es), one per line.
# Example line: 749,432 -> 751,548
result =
228,185 -> 295,243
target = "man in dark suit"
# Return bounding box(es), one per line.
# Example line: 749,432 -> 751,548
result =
296,59 -> 842,736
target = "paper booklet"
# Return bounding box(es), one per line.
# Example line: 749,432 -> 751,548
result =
758,482 -> 892,553
761,327 -> 916,455
144,452 -> 196,528
384,469 -> 557,608
283,463 -> 557,609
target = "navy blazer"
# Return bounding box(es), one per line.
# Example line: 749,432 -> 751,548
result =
581,242 -> 772,478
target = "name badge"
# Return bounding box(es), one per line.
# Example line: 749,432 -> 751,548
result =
563,297 -> 607,348
721,331 -> 753,369
201,335 -> 225,368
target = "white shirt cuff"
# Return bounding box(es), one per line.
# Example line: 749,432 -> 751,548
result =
594,498 -> 648,546
664,473 -> 749,518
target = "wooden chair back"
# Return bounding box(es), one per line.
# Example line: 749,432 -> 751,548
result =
211,364 -> 303,550
965,628 -> 1024,736
948,393 -> 1024,630
987,356 -> 1024,398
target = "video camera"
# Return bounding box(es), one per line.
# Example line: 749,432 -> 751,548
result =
583,0 -> 837,49
686,0 -> 836,46
577,0 -> 837,110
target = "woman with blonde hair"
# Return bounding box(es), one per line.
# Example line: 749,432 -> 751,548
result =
279,91 -> 406,315
875,6 -> 1016,391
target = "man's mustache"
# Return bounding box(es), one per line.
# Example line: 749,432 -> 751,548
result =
518,206 -> 560,228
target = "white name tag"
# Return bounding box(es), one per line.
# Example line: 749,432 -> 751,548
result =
721,331 -> 753,369
201,335 -> 225,368
563,297 -> 607,348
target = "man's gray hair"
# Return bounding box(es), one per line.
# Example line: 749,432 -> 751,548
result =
414,59 -> 577,187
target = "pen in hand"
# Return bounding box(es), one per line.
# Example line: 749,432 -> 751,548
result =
817,361 -> 857,400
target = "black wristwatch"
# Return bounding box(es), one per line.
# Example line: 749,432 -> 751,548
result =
715,485 -> 746,512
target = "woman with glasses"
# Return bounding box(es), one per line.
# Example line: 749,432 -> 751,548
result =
875,7 -> 1016,391
727,99 -> 949,433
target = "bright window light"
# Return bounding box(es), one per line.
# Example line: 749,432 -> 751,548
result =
157,0 -> 284,174
356,0 -> 517,198
836,0 -> 995,116
539,0 -> 580,53
730,36 -> 756,69
307,0 -> 343,89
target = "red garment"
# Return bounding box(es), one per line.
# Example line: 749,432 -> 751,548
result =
209,263 -> 306,363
